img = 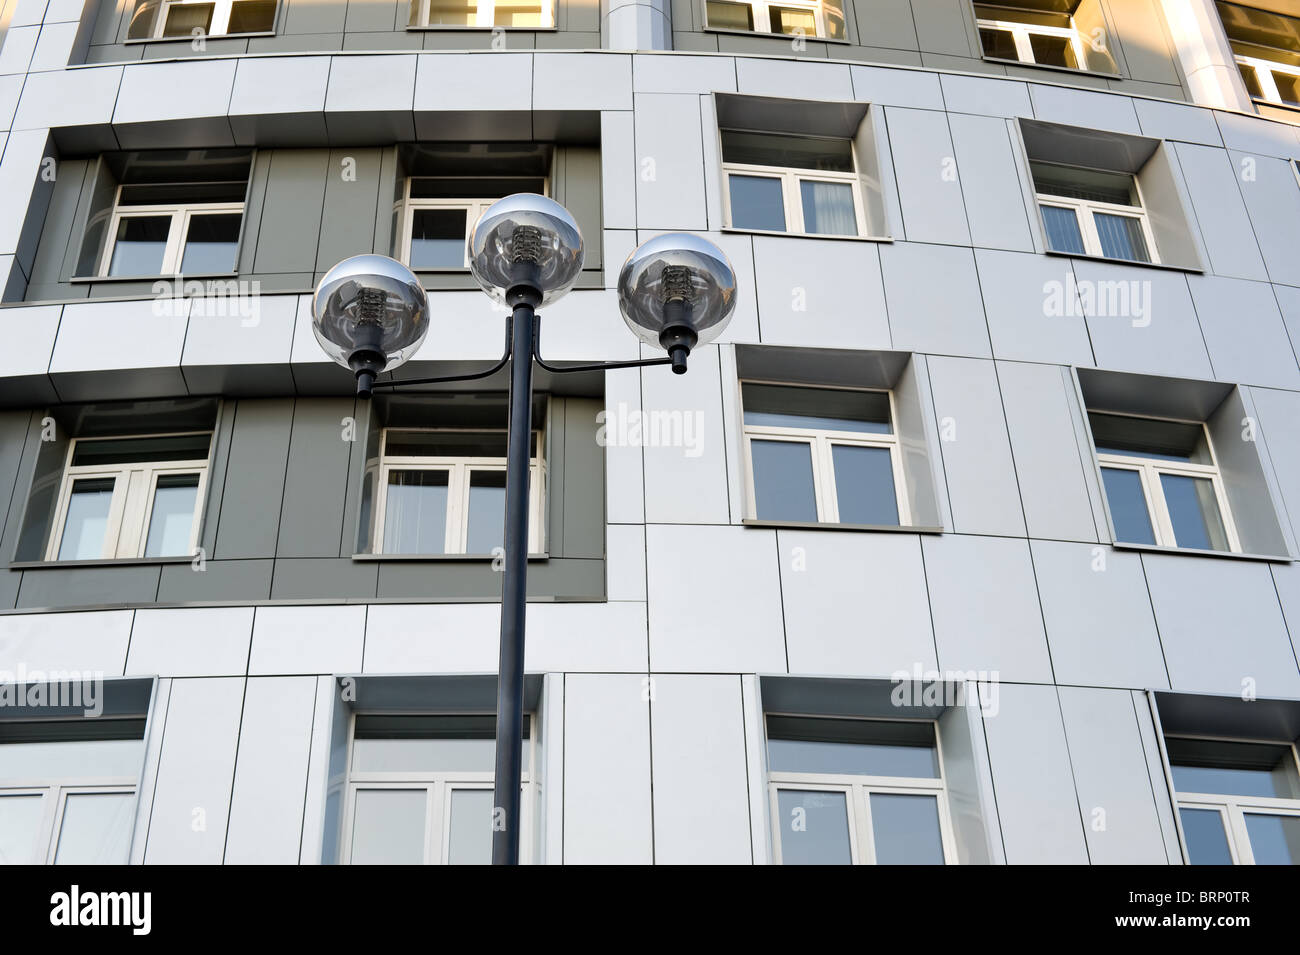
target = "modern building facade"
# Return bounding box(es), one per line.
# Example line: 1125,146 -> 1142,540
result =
0,0 -> 1299,865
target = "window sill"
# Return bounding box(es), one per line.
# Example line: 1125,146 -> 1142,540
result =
980,54 -> 1120,81
1041,249 -> 1202,274
10,556 -> 197,569
351,553 -> 550,561
741,518 -> 943,534
704,27 -> 852,45
721,227 -> 892,243
69,272 -> 240,284
1250,96 -> 1300,114
124,32 -> 276,44
406,25 -> 558,31
1110,541 -> 1292,563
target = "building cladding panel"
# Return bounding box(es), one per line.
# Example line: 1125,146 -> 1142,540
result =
0,0 -> 1297,865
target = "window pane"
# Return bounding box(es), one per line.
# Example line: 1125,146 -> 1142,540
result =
721,131 -> 854,173
1273,71 -> 1300,106
0,739 -> 146,785
385,430 -> 513,458
1160,474 -> 1229,551
1090,412 -> 1212,464
350,789 -> 426,865
54,792 -> 135,865
108,216 -> 170,276
706,0 -> 753,30
0,794 -> 45,865
767,716 -> 940,778
777,789 -> 852,864
180,213 -> 240,274
226,0 -> 277,32
979,27 -> 1020,60
143,473 -> 200,558
799,180 -> 857,236
352,715 -> 529,774
831,445 -> 898,525
494,1 -> 543,26
750,440 -> 817,522
383,470 -> 449,554
465,471 -> 507,554
870,793 -> 945,864
447,789 -> 494,864
1040,205 -> 1086,254
58,478 -> 116,560
409,209 -> 468,270
1032,163 -> 1139,204
824,4 -> 846,39
769,5 -> 815,35
1180,807 -> 1233,865
1244,813 -> 1300,865
1028,33 -> 1078,69
161,2 -> 214,36
409,178 -> 546,200
742,383 -> 892,434
1100,467 -> 1156,546
728,175 -> 787,232
1094,212 -> 1152,263
1239,62 -> 1265,99
428,0 -> 476,25
71,433 -> 211,467
1167,739 -> 1300,799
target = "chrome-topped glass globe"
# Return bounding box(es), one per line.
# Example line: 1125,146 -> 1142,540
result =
617,233 -> 737,373
468,194 -> 584,307
312,254 -> 429,397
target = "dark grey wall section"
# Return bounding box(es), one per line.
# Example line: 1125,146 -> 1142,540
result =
557,397 -> 605,559
277,398 -> 360,558
270,557 -> 379,599
25,159 -> 91,302
552,147 -> 603,274
157,558 -> 275,602
376,556 -> 605,599
0,411 -> 33,607
198,400 -> 239,559
15,564 -> 162,608
253,149 -> 332,276
317,149 -> 385,273
213,399 -> 294,559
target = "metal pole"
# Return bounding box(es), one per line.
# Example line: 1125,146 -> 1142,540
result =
491,298 -> 536,865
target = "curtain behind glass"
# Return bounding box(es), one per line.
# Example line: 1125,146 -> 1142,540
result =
801,181 -> 856,236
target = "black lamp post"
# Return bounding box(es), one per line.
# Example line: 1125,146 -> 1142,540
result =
312,195 -> 738,865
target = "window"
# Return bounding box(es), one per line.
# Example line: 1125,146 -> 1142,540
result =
722,131 -> 866,237
407,0 -> 553,27
767,716 -> 955,865
976,3 -> 1087,68
396,177 -> 547,271
46,433 -> 211,561
0,719 -> 145,865
1218,2 -> 1300,108
1031,161 -> 1157,263
742,382 -> 908,526
341,715 -> 534,865
98,182 -> 245,278
705,0 -> 846,39
373,428 -> 544,555
1090,412 -> 1239,552
1167,736 -> 1300,865
128,0 -> 277,39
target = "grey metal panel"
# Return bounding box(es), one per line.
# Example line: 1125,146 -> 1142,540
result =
893,352 -> 944,528
0,409 -> 32,549
937,700 -> 1001,864
1172,142 -> 1268,281
997,360 -> 1098,542
778,529 -> 937,677
1030,539 -> 1168,689
1057,685 -> 1170,863
1249,385 -> 1300,546
633,92 -> 706,230
563,673 -> 653,863
1136,143 -> 1205,272
1231,151 -> 1300,289
283,0 -> 347,32
922,534 -> 1053,683
236,150 -> 272,276
650,674 -> 752,863
0,608 -> 133,674
981,682 -> 1091,864
314,147 -> 382,273
1207,387 -> 1291,558
143,676 -> 245,864
252,149 -> 330,275
883,106 -> 971,244
1155,688 -> 1300,742
849,0 -> 917,49
938,72 -> 1033,117
555,146 -> 602,271
1101,0 -> 1182,85
125,607 -> 254,677
975,249 -> 1093,366
375,555 -> 604,600
298,675 -> 335,864
926,356 -> 1026,537
1190,275 -> 1300,390
213,399 -> 293,560
881,242 -> 990,357
155,558 -> 274,602
1133,97 -> 1223,146
1134,689 -> 1184,863
269,557 -> 378,600
948,113 -> 1034,252
15,564 -> 160,608
558,396 -> 604,559
25,158 -> 87,290
1143,553 -> 1300,698
277,398 -> 356,559
911,0 -> 976,56
752,236 -> 889,349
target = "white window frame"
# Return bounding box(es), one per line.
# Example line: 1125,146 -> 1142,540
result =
705,0 -> 846,40
1093,414 -> 1241,552
721,146 -> 867,238
395,177 -> 549,270
741,380 -> 911,526
766,714 -> 958,865
1169,735 -> 1300,865
1235,53 -> 1300,106
45,433 -> 211,561
339,712 -> 537,865
408,0 -> 555,29
152,0 -> 276,39
1036,183 -> 1160,263
372,427 -> 546,555
976,15 -> 1088,68
98,187 -> 244,278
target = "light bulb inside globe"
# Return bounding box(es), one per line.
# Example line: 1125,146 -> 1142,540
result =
468,194 -> 584,308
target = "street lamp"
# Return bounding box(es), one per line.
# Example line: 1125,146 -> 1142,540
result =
312,195 -> 737,865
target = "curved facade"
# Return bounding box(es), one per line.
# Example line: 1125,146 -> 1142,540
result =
0,0 -> 1299,865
